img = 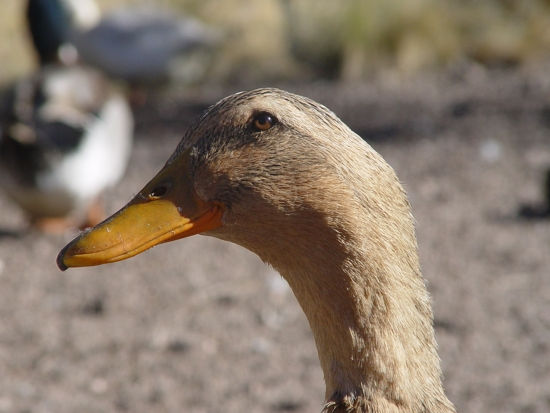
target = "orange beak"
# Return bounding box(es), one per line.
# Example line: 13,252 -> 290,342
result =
57,153 -> 223,270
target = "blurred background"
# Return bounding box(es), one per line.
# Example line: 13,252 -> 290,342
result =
4,0 -> 550,83
0,0 -> 549,412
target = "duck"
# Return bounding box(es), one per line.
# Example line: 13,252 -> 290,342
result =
57,88 -> 456,412
26,0 -> 220,84
0,64 -> 133,231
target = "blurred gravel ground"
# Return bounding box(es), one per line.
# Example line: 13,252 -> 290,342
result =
1,67 -> 550,412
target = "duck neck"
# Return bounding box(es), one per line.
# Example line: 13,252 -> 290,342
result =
268,224 -> 454,413
27,0 -> 70,64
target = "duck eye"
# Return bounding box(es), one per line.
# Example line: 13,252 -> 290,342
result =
148,183 -> 170,200
253,112 -> 276,131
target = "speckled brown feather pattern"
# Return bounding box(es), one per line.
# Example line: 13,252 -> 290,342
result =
166,88 -> 456,412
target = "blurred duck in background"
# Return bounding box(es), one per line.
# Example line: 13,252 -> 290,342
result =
26,0 -> 220,84
0,65 -> 133,231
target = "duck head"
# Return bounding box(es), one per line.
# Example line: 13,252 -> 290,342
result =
27,0 -> 100,65
58,87 -> 384,271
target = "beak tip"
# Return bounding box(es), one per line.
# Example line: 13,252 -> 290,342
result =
56,244 -> 71,271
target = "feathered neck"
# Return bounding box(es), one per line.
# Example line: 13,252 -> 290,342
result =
270,227 -> 453,412
233,151 -> 456,413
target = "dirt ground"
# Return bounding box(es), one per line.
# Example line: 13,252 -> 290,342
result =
1,65 -> 549,413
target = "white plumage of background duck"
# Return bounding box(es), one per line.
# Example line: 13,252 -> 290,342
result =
0,65 -> 133,231
26,0 -> 219,84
